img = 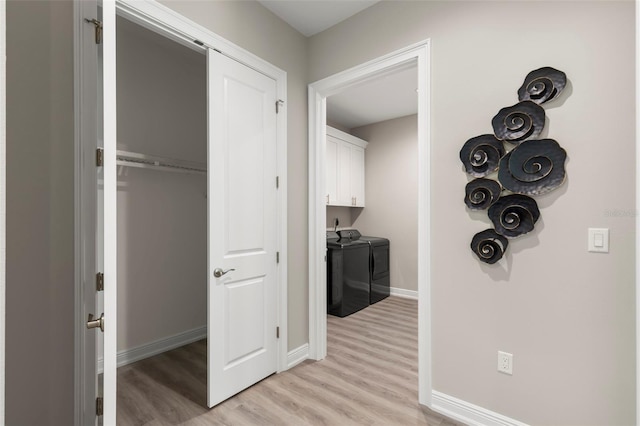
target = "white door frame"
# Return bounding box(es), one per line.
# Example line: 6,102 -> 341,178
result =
307,40 -> 432,406
74,0 -> 288,423
636,0 -> 640,422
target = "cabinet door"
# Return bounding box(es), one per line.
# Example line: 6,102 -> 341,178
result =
326,135 -> 338,205
350,145 -> 365,207
336,142 -> 353,206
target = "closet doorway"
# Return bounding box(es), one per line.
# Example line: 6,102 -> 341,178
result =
307,40 -> 432,406
75,2 -> 288,424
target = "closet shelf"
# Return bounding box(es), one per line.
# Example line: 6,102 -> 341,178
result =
116,150 -> 206,175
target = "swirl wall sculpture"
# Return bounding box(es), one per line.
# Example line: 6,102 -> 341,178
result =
471,229 -> 509,265
465,179 -> 502,210
518,67 -> 567,105
498,139 -> 567,196
460,67 -> 569,264
491,101 -> 545,143
488,195 -> 540,238
460,135 -> 505,177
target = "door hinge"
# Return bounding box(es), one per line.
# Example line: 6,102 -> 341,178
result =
84,18 -> 102,44
276,99 -> 284,114
96,148 -> 104,167
276,252 -> 280,263
276,176 -> 279,188
96,397 -> 103,416
276,326 -> 280,339
325,254 -> 327,262
96,272 -> 104,292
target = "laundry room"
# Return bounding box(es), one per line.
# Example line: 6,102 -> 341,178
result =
325,63 -> 419,319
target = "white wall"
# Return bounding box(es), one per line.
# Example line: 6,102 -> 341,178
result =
309,1 -> 635,424
351,115 -> 418,292
116,17 -> 207,351
326,206 -> 353,229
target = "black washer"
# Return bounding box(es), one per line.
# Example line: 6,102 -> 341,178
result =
326,231 -> 370,317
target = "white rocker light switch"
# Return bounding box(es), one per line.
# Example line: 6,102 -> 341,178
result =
588,228 -> 609,253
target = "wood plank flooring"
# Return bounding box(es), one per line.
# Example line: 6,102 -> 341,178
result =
117,296 -> 463,425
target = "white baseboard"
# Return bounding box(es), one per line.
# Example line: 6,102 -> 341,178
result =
390,286 -> 418,299
98,325 -> 207,373
287,343 -> 309,369
431,391 -> 529,426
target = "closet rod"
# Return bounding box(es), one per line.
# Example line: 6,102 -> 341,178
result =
116,150 -> 206,175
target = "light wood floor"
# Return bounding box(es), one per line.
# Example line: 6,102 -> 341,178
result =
117,296 -> 463,425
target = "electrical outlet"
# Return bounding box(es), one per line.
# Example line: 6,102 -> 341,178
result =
498,351 -> 513,375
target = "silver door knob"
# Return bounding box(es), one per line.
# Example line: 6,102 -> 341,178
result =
87,313 -> 104,332
214,268 -> 235,278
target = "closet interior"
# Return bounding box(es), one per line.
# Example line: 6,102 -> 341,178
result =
110,15 -> 208,403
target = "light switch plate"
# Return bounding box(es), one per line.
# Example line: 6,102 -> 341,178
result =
588,228 -> 609,253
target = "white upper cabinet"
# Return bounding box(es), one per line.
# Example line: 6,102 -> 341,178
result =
326,126 -> 368,207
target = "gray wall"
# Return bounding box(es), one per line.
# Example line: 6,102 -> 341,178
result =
309,1 -> 635,424
351,115 -> 418,292
6,1 -> 75,424
116,18 -> 207,352
158,0 -> 310,351
5,0 -> 637,424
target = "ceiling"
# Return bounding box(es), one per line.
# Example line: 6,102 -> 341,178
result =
327,64 -> 418,129
257,0 -> 415,130
258,1 -> 380,37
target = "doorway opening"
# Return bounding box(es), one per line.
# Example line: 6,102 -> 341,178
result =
75,2 -> 289,424
110,14 -> 209,420
307,40 -> 432,406
324,61 -> 419,375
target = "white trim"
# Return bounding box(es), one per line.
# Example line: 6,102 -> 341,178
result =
101,1 -> 118,422
308,39 -> 432,406
98,326 -> 207,372
287,344 -> 309,369
0,1 -> 6,423
636,0 -> 640,422
431,391 -> 529,426
327,125 -> 368,149
116,0 -> 284,80
74,1 -> 103,424
389,287 -> 418,300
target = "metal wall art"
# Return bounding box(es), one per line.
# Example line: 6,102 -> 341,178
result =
460,134 -> 505,177
460,66 -> 569,264
471,229 -> 509,265
491,101 -> 545,143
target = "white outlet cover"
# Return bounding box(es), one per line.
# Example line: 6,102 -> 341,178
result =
498,351 -> 513,375
588,228 -> 609,253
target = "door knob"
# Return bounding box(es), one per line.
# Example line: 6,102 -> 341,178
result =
87,313 -> 104,332
214,268 -> 235,278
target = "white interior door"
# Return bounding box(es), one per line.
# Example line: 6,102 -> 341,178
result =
100,0 -> 118,423
207,49 -> 278,408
